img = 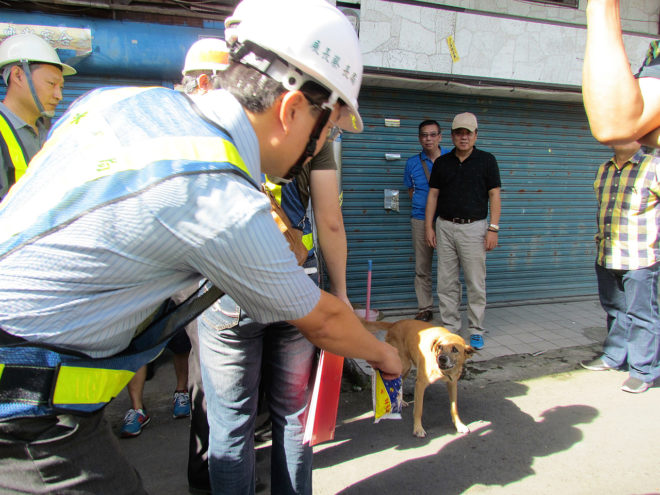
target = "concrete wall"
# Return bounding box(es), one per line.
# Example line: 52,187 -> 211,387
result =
358,0 -> 659,88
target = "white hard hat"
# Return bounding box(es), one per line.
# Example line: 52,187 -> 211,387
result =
182,38 -> 230,75
0,33 -> 76,76
225,0 -> 363,133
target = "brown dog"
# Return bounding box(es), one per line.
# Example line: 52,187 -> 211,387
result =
362,318 -> 475,437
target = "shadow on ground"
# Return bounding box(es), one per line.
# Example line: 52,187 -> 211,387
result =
312,343 -> 603,494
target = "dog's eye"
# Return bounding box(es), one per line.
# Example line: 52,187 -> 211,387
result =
451,346 -> 458,353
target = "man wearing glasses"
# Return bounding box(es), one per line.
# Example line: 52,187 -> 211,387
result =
404,119 -> 449,321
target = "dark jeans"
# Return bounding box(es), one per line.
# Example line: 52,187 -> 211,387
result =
188,258 -> 318,495
596,261 -> 660,382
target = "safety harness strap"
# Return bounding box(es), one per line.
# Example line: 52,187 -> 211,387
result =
0,283 -> 224,419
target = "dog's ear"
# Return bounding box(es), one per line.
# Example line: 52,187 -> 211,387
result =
432,337 -> 453,355
464,345 -> 477,357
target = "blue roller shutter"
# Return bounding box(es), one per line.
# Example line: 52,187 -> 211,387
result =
342,86 -> 611,311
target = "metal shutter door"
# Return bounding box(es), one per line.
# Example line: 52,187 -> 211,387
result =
342,87 -> 611,311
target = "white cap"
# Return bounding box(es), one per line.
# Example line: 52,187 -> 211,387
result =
452,112 -> 478,132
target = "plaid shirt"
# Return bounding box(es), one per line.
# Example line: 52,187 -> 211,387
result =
594,149 -> 660,270
636,40 -> 660,78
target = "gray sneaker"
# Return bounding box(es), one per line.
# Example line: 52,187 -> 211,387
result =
621,377 -> 652,394
580,357 -> 616,371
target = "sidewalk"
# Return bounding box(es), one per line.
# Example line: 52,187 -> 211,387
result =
354,297 -> 606,370
109,297 -> 660,495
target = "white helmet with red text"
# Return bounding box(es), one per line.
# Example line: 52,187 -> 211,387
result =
225,0 -> 363,133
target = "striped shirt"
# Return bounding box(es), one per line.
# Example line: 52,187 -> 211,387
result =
594,149 -> 660,270
0,88 -> 320,357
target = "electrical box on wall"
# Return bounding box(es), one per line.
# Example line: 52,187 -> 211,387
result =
384,189 -> 399,212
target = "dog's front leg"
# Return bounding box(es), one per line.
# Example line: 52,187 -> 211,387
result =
412,379 -> 428,438
447,381 -> 469,434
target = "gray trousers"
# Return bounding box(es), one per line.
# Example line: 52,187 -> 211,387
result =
411,218 -> 434,312
435,218 -> 487,334
0,411 -> 146,494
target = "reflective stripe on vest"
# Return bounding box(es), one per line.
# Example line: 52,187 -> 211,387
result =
0,112 -> 28,188
0,86 -> 258,256
51,366 -> 135,407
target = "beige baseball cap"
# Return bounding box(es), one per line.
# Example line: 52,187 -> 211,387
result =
452,112 -> 478,132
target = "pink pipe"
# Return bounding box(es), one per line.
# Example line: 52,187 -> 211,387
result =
366,259 -> 372,321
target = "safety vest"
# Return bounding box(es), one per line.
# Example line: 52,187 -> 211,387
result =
264,176 -> 315,259
0,111 -> 29,200
0,86 -> 257,420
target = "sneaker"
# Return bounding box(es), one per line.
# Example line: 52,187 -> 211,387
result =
173,391 -> 191,418
469,334 -> 484,350
120,408 -> 150,437
580,357 -> 616,371
414,310 -> 433,322
621,377 -> 652,394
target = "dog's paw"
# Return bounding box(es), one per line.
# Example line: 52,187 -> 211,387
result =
454,422 -> 470,434
412,425 -> 426,438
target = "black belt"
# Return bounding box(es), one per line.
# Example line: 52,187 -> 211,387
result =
441,216 -> 480,224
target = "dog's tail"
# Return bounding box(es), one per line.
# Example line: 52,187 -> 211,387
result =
358,317 -> 395,333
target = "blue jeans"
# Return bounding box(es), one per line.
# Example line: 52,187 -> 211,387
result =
197,255 -> 318,495
596,261 -> 660,382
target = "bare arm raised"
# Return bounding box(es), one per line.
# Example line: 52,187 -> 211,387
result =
582,0 -> 660,146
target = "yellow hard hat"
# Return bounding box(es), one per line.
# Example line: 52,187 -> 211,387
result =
182,38 -> 229,75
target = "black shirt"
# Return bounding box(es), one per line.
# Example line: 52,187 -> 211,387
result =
429,146 -> 501,221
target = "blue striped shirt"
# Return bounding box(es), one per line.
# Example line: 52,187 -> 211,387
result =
0,88 -> 320,357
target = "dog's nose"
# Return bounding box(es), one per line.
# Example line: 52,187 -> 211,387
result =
437,355 -> 453,369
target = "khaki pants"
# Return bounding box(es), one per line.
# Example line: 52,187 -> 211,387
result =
411,218 -> 434,311
435,218 -> 487,334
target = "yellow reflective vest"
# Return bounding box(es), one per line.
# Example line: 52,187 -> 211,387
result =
0,111 -> 29,200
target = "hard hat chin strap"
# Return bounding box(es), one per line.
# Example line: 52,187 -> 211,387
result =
20,60 -> 53,119
285,106 -> 331,180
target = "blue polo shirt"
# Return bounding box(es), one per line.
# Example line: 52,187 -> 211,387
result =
404,147 -> 450,220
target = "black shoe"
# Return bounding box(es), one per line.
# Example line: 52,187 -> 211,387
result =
580,357 -> 616,371
414,310 -> 433,322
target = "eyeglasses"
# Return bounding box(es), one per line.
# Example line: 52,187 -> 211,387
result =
306,98 -> 343,142
419,132 -> 439,138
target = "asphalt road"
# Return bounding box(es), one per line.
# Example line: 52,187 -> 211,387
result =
109,343 -> 660,495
